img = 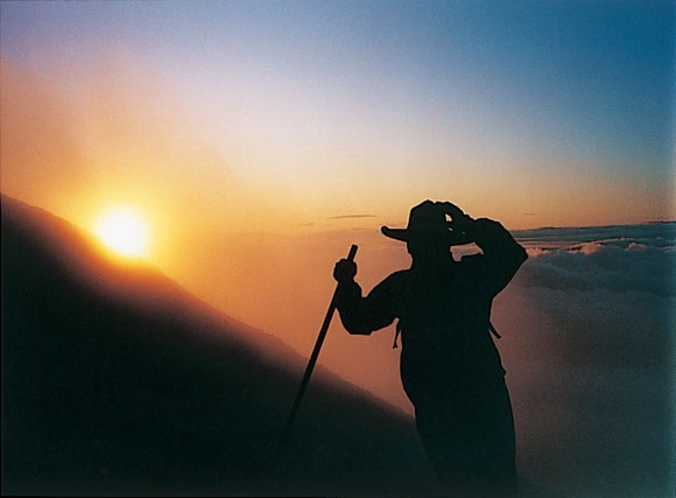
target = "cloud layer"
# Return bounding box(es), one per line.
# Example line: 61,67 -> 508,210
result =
493,222 -> 675,496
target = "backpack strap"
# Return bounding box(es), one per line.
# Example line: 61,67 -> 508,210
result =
488,321 -> 501,339
393,320 -> 403,349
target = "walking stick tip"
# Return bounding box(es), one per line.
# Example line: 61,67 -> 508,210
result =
348,244 -> 358,260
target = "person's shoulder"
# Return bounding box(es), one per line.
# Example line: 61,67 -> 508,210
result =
369,268 -> 409,295
385,269 -> 410,281
379,269 -> 410,286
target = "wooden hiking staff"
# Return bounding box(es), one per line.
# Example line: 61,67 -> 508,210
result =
279,244 -> 358,445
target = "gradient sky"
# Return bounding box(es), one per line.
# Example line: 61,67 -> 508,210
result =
2,1 -> 674,235
1,1 -> 674,376
2,7 -> 675,491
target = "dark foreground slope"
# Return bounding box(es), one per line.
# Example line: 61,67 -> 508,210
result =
1,195 -> 431,496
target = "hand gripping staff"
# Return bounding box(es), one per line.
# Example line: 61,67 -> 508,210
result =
279,244 -> 358,449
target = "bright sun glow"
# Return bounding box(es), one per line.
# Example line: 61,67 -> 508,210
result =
95,208 -> 150,257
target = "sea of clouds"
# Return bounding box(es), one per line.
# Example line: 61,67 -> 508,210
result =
514,223 -> 675,296
510,223 -> 674,371
494,222 -> 675,497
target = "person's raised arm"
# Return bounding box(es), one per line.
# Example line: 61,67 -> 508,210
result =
443,202 -> 528,296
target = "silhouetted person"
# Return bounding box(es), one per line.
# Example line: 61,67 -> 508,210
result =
333,200 -> 527,496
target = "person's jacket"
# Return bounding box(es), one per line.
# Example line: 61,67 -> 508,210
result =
335,218 -> 527,400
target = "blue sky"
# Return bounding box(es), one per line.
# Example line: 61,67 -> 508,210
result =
1,0 -> 674,232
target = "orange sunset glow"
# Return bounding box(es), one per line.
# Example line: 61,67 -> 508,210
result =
1,2 -> 673,497
94,207 -> 150,257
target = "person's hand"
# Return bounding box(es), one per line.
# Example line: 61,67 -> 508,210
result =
333,259 -> 357,283
438,201 -> 464,220
439,201 -> 474,231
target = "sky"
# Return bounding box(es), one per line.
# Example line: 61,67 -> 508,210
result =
1,1 -> 674,238
1,3 -> 675,494
2,0 -> 674,388
2,0 -> 674,329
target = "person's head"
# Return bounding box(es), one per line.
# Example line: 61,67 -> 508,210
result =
381,200 -> 472,263
405,230 -> 452,261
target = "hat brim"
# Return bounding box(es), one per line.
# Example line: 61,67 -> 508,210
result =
381,226 -> 474,246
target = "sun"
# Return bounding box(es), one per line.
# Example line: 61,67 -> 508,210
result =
95,207 -> 150,257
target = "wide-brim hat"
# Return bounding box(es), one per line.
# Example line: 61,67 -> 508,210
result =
381,200 -> 473,246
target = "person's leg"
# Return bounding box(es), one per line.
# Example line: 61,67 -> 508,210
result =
469,378 -> 517,496
414,398 -> 477,495
414,380 -> 517,497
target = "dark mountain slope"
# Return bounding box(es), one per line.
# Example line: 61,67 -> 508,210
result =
1,195 -> 431,496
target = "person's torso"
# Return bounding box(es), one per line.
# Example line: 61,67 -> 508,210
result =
394,259 -> 504,382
